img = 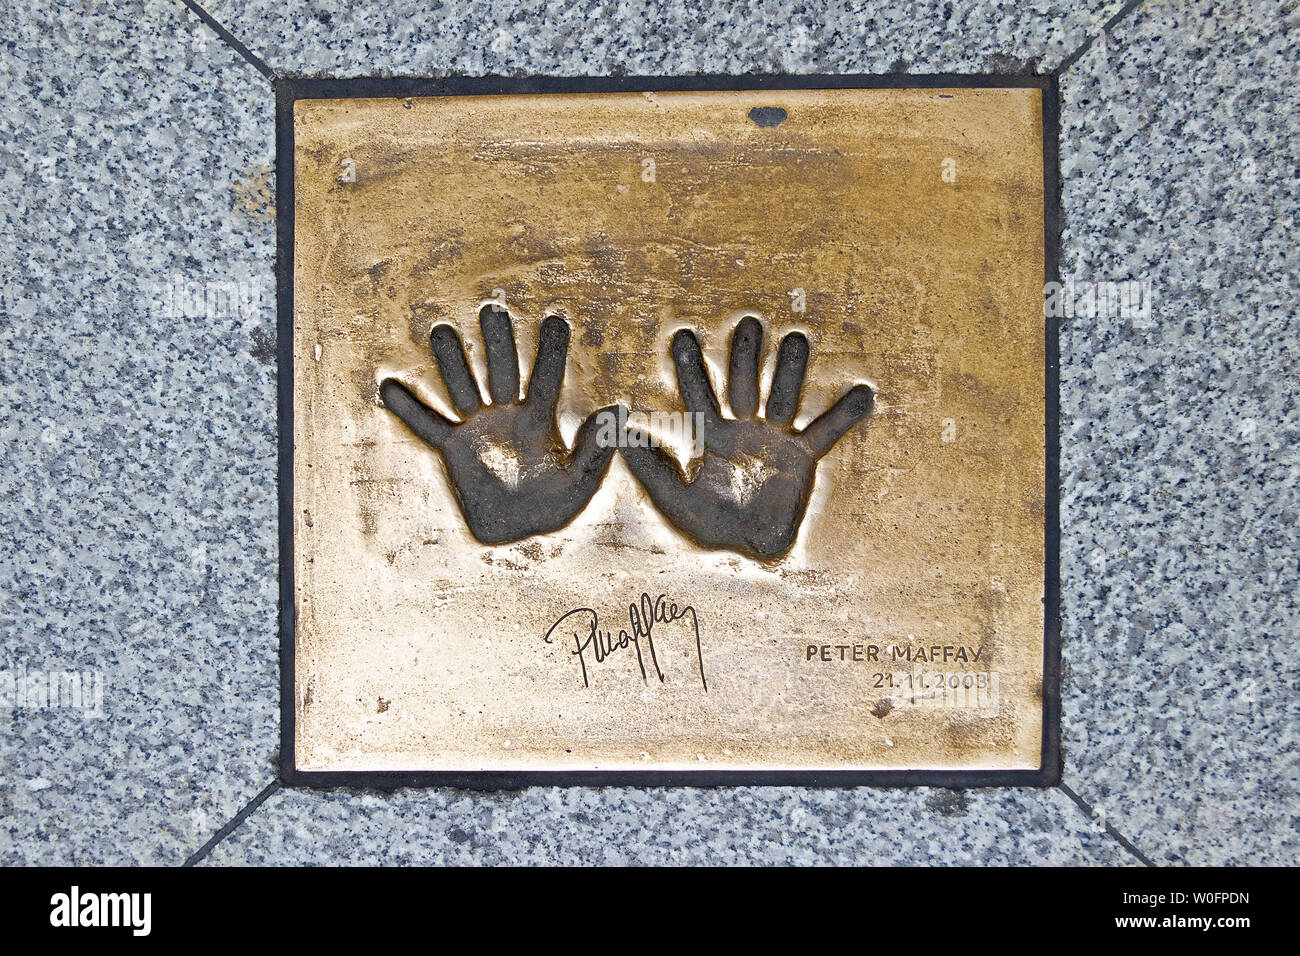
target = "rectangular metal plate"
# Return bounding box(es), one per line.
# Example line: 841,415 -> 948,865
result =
277,76 -> 1060,786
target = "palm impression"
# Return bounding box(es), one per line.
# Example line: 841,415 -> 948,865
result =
621,316 -> 873,559
379,306 -> 617,545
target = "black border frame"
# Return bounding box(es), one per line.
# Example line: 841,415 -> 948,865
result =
276,73 -> 1061,790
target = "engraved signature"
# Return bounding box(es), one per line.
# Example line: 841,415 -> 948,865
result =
544,593 -> 707,691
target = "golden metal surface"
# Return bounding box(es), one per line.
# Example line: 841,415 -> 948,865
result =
291,88 -> 1046,772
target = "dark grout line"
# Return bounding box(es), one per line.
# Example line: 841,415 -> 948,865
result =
1056,0 -> 1146,75
183,779 -> 283,866
1058,782 -> 1156,866
178,0 -> 277,80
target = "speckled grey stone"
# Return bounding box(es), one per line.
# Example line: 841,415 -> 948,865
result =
3,0 -> 1296,866
0,0 -> 279,864
1058,0 -> 1300,865
205,0 -> 1128,76
213,0 -> 1138,77
200,785 -> 1132,865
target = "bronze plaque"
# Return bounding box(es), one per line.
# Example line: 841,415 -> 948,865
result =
277,77 -> 1059,785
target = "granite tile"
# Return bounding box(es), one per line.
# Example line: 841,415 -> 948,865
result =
1058,0 -> 1300,865
0,0 -> 279,863
204,0 -> 1129,77
201,785 -> 1133,865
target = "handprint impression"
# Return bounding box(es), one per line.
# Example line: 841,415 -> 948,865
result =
622,317 -> 873,560
379,307 -> 617,545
